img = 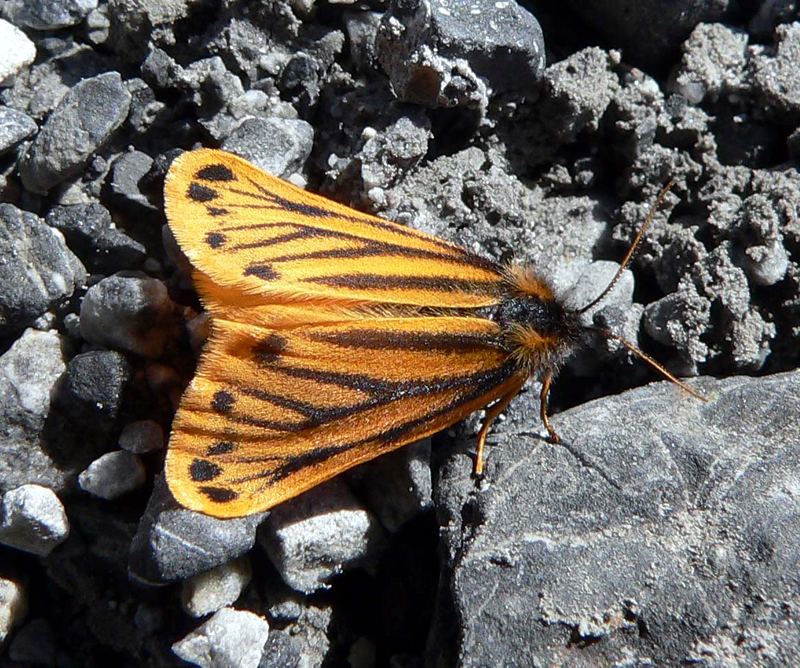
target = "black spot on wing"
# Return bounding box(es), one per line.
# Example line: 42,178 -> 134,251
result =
196,164 -> 235,181
199,486 -> 238,503
253,333 -> 287,365
190,459 -> 222,482
207,441 -> 235,455
188,183 -> 218,202
212,390 -> 235,413
244,264 -> 279,280
206,232 -> 226,248
207,207 -> 229,216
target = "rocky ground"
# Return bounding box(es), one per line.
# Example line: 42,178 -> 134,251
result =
1,1 -> 799,666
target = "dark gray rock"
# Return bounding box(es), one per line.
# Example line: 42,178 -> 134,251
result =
0,204 -> 85,336
118,419 -> 163,454
46,203 -> 145,273
19,71 -> 131,193
2,0 -> 97,30
430,371 -> 800,667
0,484 -> 69,556
259,629 -> 304,668
0,106 -> 37,155
221,117 -> 314,178
79,273 -> 175,358
129,475 -> 265,584
376,0 -> 545,107
78,450 -> 146,500
0,330 -> 68,494
45,349 -> 131,474
108,150 -> 158,213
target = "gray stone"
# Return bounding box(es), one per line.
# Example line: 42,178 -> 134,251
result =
181,557 -> 252,618
2,0 -> 97,30
669,23 -> 749,103
0,484 -> 69,556
430,371 -> 800,667
19,72 -> 131,193
376,0 -> 544,107
753,21 -> 800,121
259,478 -> 386,593
46,202 -> 145,273
540,47 -> 621,142
172,608 -> 268,668
0,329 -> 69,494
358,113 -> 431,193
80,273 -> 174,358
0,19 -> 35,84
643,283 -> 711,369
0,107 -> 37,155
118,419 -> 164,454
78,450 -> 146,500
221,117 -> 313,177
0,204 -> 86,336
0,576 -> 27,644
129,475 -> 265,584
108,149 -> 157,212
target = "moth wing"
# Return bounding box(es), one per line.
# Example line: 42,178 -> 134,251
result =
164,148 -> 504,310
165,316 -> 524,517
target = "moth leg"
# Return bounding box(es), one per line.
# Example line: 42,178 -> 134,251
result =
474,380 -> 524,476
539,370 -> 561,443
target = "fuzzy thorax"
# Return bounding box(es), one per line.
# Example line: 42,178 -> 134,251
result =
495,266 -> 584,375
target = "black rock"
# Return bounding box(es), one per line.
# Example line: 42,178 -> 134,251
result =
0,204 -> 86,336
47,202 -> 146,273
221,117 -> 314,178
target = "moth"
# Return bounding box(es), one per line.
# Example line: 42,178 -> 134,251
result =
163,148 -> 701,518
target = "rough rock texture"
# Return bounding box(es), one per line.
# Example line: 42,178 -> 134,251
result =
430,372 -> 800,666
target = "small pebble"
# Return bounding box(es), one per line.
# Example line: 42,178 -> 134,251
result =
181,557 -> 252,618
0,577 -> 27,644
172,607 -> 269,668
119,420 -> 164,454
78,451 -> 147,500
0,485 -> 69,557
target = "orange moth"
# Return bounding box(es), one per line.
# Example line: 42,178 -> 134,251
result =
163,148 -> 702,518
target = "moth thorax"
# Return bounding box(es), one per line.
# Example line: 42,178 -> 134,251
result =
494,292 -> 583,373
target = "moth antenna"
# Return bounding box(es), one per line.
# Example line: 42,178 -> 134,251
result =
577,179 -> 676,315
593,328 -> 707,402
